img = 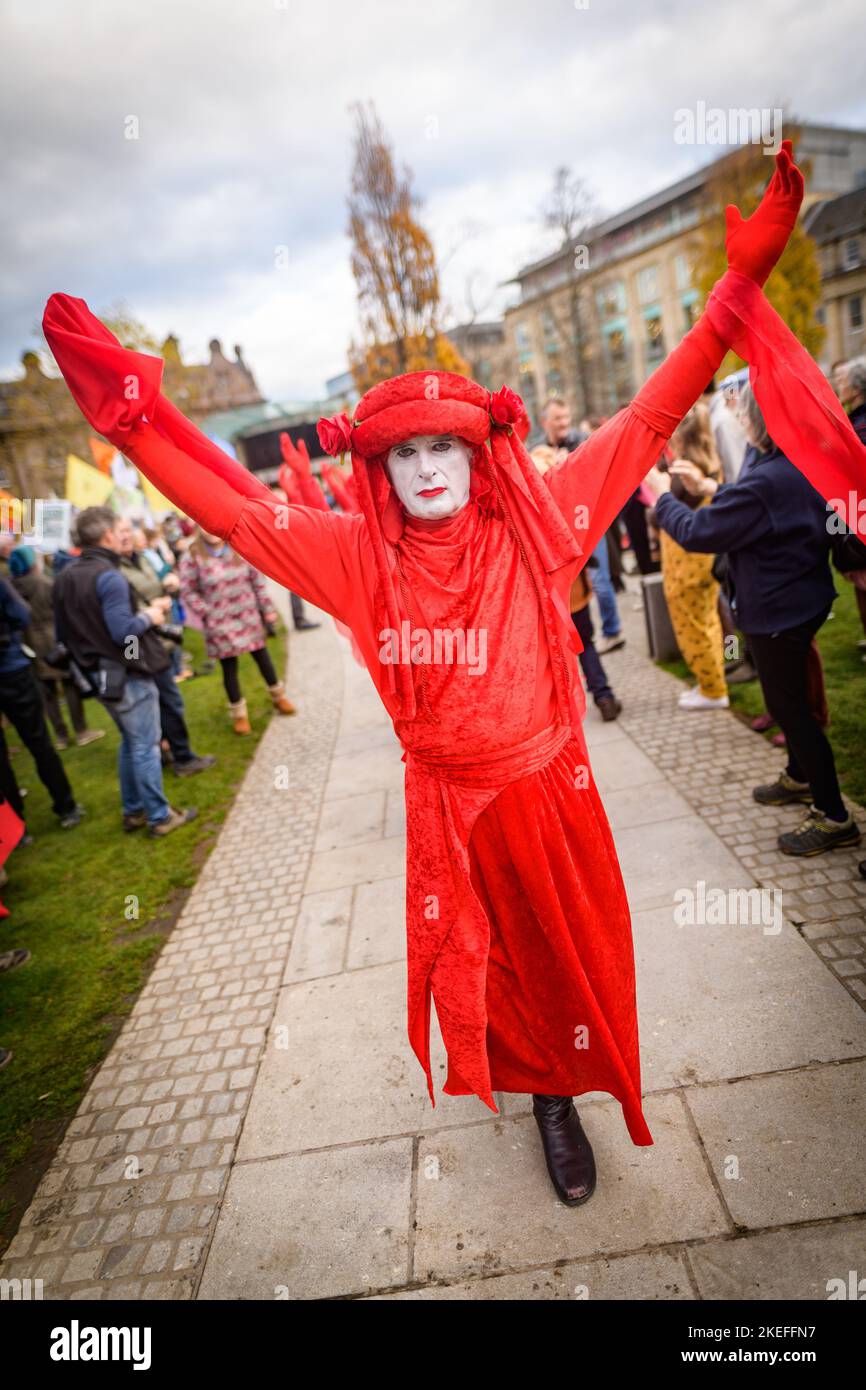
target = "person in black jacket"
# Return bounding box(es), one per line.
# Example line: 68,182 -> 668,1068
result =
0,577 -> 82,832
649,384 -> 859,859
53,507 -> 197,838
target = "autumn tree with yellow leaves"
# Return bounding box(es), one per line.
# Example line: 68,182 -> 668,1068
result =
693,126 -> 824,374
347,102 -> 469,392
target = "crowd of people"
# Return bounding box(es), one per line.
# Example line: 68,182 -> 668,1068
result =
531,356 -> 866,867
0,453 -> 332,1065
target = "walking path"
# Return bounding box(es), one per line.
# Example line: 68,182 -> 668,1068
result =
2,587 -> 865,1301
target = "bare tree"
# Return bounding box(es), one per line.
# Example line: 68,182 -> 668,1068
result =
539,167 -> 599,416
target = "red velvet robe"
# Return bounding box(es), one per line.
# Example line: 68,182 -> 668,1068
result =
42,278 -> 866,1146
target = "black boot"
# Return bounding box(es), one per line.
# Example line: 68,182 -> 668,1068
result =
532,1094 -> 597,1206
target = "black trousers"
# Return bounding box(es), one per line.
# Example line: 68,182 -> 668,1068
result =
0,665 -> 76,818
151,665 -> 194,764
747,606 -> 845,821
571,607 -> 614,705
620,491 -> 659,575
40,675 -> 87,739
219,648 -> 278,704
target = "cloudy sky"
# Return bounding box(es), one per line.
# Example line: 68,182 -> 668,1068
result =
2,0 -> 866,402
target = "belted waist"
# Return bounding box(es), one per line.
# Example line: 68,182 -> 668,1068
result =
402,722 -> 574,790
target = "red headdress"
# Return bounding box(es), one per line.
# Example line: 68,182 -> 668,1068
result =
318,372 -> 584,723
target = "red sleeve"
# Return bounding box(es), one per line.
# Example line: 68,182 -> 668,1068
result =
705,271 -> 866,539
545,286 -> 730,562
124,420 -> 366,623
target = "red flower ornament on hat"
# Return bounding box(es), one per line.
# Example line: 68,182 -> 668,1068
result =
317,412 -> 353,460
489,384 -> 527,434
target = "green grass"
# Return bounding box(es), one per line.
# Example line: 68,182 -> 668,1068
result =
658,582 -> 866,807
0,626 -> 286,1250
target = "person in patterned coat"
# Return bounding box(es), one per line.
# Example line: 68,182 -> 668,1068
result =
178,529 -> 295,733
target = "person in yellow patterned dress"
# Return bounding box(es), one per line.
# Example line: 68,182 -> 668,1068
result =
653,404 -> 729,710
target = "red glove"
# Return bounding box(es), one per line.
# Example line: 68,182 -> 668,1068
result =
725,139 -> 805,287
279,432 -> 312,479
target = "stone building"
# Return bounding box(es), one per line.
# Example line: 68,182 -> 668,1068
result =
0,334 -> 264,499
504,121 -> 866,425
804,186 -> 866,368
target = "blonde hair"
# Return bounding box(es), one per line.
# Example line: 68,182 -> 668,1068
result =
670,403 -> 723,480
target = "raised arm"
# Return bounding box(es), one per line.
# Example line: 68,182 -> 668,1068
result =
42,294 -> 368,623
122,420 -> 367,623
545,140 -> 805,561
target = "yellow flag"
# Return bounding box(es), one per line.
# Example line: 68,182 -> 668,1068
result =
65,454 -> 115,509
139,475 -> 174,517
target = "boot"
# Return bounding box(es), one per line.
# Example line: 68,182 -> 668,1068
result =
267,681 -> 296,716
532,1094 -> 597,1206
229,697 -> 251,735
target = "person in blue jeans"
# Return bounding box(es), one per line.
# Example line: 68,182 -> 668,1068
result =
53,507 -> 198,838
590,531 -> 624,651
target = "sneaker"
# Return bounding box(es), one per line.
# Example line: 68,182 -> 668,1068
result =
753,773 -> 813,807
59,803 -> 85,829
55,736 -> 69,751
76,729 -> 106,748
0,948 -> 31,974
778,807 -> 861,857
596,695 -> 622,722
678,686 -> 729,710
149,806 -> 198,838
174,754 -> 217,778
595,633 -> 625,655
122,810 -> 148,832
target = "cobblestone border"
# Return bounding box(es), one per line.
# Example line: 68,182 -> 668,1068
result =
609,597 -> 866,1008
0,620 -> 343,1299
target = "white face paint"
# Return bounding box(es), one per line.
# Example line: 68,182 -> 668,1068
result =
385,435 -> 472,520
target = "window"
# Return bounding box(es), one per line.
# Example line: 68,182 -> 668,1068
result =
540,310 -> 559,345
848,295 -> 863,332
596,281 -> 625,320
843,238 -> 862,271
637,265 -> 659,304
815,305 -> 826,327
674,253 -> 692,290
644,310 -> 665,363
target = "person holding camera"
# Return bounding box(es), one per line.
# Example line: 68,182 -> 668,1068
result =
178,527 -> 293,735
52,506 -> 198,837
114,517 -> 215,778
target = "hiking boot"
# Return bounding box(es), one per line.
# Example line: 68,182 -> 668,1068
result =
778,807 -> 861,857
149,806 -> 198,838
174,754 -> 217,778
122,810 -> 148,832
228,698 -> 251,735
267,681 -> 296,716
532,1095 -> 597,1206
753,772 -> 812,807
59,803 -> 85,829
596,695 -> 622,722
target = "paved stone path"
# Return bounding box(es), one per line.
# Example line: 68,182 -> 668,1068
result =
2,584 -> 864,1301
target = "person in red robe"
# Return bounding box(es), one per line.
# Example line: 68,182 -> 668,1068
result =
43,142 -> 865,1206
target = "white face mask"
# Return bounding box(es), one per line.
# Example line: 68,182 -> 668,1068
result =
385,435 -> 472,520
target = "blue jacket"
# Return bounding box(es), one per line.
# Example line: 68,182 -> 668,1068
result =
0,577 -> 33,675
655,445 -> 836,636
